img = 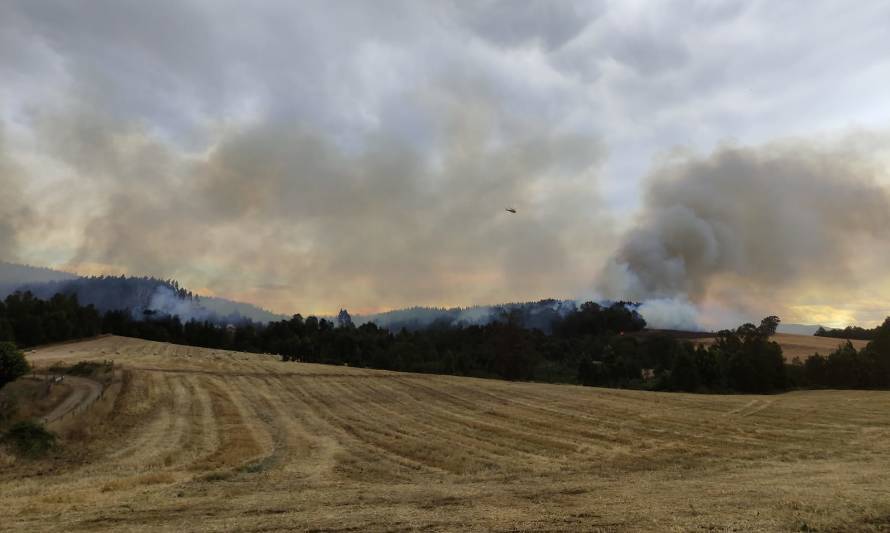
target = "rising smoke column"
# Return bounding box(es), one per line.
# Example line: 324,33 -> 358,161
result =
598,138 -> 890,324
0,129 -> 31,261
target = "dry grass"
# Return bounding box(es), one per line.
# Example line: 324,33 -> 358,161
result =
689,332 -> 870,361
2,335 -> 890,532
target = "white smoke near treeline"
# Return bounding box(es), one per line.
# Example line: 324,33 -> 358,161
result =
354,299 -> 581,332
598,137 -> 890,329
144,285 -> 212,322
354,298 -> 700,333
632,298 -> 700,331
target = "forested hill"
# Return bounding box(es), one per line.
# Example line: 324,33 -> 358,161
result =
192,295 -> 285,323
0,263 -> 283,324
355,299 -> 582,333
11,276 -> 286,324
13,276 -> 197,316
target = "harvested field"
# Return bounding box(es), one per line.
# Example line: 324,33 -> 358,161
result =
3,335 -> 890,531
689,332 -> 870,361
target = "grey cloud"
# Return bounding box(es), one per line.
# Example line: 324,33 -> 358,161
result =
4,1 -> 457,143
8,1 -> 223,134
459,0 -> 600,50
607,29 -> 690,76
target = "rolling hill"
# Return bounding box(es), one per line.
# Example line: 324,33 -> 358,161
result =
2,336 -> 889,531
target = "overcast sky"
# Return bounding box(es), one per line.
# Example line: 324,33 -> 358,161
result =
2,1 -> 890,326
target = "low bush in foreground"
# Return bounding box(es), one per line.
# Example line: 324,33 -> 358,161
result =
2,420 -> 56,458
55,360 -> 112,377
49,360 -> 114,385
0,342 -> 30,390
0,395 -> 17,425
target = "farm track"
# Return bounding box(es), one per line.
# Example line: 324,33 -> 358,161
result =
2,336 -> 890,532
32,375 -> 103,424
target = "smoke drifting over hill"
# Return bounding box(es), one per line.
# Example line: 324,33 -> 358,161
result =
599,139 -> 890,325
355,299 -> 581,333
0,266 -> 285,324
2,99 -> 606,315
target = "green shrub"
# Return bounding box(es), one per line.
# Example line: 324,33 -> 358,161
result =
201,471 -> 233,482
67,361 -> 107,376
3,420 -> 56,458
0,342 -> 30,390
49,360 -> 112,378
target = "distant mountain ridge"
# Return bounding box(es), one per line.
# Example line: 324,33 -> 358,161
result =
776,323 -> 822,336
0,261 -> 78,293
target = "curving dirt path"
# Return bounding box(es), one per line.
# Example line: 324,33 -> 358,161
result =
34,375 -> 103,424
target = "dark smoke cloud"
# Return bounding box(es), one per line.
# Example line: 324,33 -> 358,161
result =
599,138 -> 890,323
0,128 -> 32,261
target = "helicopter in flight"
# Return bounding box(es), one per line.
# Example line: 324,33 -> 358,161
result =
505,207 -> 517,214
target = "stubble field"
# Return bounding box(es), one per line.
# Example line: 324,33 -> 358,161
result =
2,335 -> 889,531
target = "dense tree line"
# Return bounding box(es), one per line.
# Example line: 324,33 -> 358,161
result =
2,290 -> 889,394
0,292 -> 102,347
6,276 -> 196,313
0,342 -> 30,389
649,316 -> 786,393
791,318 -> 890,388
814,324 -> 877,341
355,299 -> 581,333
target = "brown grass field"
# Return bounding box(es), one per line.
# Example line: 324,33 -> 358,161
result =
2,336 -> 890,532
690,332 -> 870,362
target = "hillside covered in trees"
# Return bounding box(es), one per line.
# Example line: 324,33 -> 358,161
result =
3,288 -> 889,393
354,299 -> 580,333
0,264 -> 284,324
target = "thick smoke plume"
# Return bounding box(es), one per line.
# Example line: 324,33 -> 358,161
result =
634,298 -> 700,331
599,139 -> 890,326
0,130 -> 29,261
5,95 -> 606,315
